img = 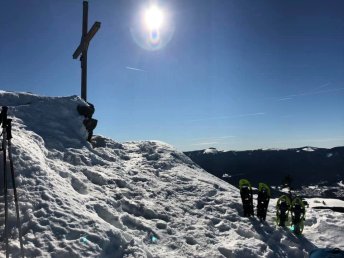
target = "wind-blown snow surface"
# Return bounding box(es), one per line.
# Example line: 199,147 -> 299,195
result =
0,91 -> 343,258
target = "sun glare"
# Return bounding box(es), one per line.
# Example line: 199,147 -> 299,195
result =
144,5 -> 164,30
131,4 -> 174,51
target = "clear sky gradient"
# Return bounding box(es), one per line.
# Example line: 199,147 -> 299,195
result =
1,0 -> 343,151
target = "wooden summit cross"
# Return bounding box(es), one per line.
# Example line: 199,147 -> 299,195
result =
73,1 -> 101,101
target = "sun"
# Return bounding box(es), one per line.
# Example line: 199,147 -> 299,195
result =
131,4 -> 174,51
144,5 -> 164,30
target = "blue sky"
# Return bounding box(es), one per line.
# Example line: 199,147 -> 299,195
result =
1,0 -> 344,151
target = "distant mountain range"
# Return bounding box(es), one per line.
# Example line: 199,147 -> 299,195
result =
184,146 -> 344,190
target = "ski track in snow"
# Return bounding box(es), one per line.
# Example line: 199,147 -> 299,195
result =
0,91 -> 343,258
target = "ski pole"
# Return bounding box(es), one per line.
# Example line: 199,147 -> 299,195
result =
1,107 -> 9,258
7,119 -> 24,258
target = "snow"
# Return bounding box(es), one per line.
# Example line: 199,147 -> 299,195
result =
203,147 -> 219,154
0,91 -> 344,257
302,147 -> 316,152
307,198 -> 344,208
261,148 -> 281,151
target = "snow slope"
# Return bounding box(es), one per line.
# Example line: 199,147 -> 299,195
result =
0,91 -> 343,258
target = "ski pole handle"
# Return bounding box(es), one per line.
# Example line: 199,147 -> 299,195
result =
1,106 -> 8,127
6,119 -> 12,140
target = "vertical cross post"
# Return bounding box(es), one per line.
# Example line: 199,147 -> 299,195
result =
81,1 -> 88,101
73,1 -> 101,102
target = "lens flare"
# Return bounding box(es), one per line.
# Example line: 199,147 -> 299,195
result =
149,29 -> 160,46
80,235 -> 88,245
130,4 -> 174,51
151,235 -> 158,243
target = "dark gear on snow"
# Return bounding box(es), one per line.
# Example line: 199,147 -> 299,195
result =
290,197 -> 306,235
77,102 -> 97,141
239,179 -> 254,217
256,183 -> 270,221
276,195 -> 291,227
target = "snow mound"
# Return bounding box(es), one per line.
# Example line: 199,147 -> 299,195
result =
302,146 -> 317,152
203,147 -> 219,154
0,91 -> 343,257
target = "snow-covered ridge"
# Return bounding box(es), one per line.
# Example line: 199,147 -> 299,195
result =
301,146 -> 317,152
203,147 -> 221,154
0,91 -> 343,257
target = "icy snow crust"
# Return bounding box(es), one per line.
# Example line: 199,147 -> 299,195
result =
0,91 -> 343,257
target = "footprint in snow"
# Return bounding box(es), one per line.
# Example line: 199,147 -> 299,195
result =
203,189 -> 217,198
195,200 -> 205,209
71,176 -> 88,195
235,227 -> 257,239
185,236 -> 197,245
94,204 -> 124,230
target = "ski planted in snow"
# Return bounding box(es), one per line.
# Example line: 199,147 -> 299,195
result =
239,179 -> 254,217
256,183 -> 270,221
276,195 -> 291,227
290,196 -> 306,235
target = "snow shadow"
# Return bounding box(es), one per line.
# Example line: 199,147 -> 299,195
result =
251,219 -> 317,257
